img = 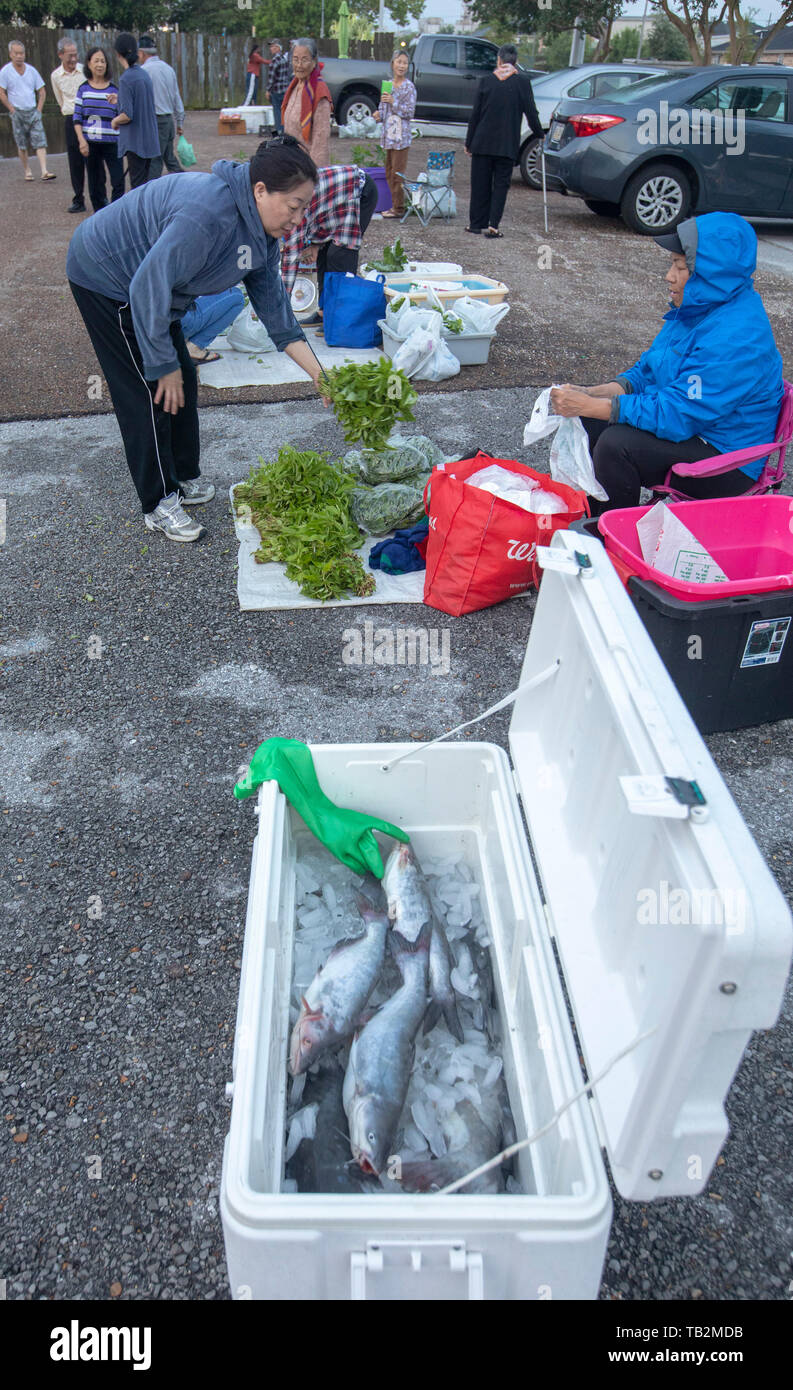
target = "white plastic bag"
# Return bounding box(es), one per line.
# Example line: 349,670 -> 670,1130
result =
392,315 -> 460,381
226,307 -> 276,354
451,296 -> 510,333
465,464 -> 567,515
523,386 -> 608,501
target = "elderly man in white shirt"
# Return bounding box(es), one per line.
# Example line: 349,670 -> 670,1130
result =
0,39 -> 56,181
51,35 -> 87,212
137,34 -> 185,179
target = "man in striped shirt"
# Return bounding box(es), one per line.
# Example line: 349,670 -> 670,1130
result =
51,36 -> 86,212
281,164 -> 377,329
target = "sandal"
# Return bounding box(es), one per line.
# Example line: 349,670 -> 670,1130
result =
382,209 -> 398,218
24,172 -> 34,181
189,347 -> 221,364
484,229 -> 504,238
464,226 -> 482,234
41,172 -> 57,181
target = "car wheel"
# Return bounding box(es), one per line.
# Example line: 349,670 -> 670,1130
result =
519,135 -> 544,189
584,199 -> 621,217
337,92 -> 378,126
620,162 -> 692,235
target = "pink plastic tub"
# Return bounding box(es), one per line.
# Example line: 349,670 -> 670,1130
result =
598,496 -> 793,601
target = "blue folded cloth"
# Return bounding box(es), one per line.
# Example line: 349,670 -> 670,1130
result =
369,519 -> 429,575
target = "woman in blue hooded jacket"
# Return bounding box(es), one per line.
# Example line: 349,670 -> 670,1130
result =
551,212 -> 784,511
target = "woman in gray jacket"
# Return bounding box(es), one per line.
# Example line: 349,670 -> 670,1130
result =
67,136 -> 322,542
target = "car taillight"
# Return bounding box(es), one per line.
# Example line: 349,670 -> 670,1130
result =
568,114 -> 626,138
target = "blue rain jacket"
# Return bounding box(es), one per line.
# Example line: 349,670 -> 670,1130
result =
66,158 -> 305,380
615,212 -> 783,478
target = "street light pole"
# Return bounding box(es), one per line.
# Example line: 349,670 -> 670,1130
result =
636,0 -> 650,60
321,0 -> 326,39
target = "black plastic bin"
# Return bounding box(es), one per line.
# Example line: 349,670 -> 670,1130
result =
570,518 -> 793,734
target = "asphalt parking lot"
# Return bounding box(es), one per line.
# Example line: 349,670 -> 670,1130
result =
1,114 -> 792,1305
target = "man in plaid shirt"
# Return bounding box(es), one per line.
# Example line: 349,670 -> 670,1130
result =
266,39 -> 291,134
281,164 -> 377,330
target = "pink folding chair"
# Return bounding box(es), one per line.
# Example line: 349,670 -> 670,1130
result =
655,380 -> 793,502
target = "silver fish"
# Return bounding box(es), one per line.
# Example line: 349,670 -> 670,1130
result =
343,928 -> 430,1176
384,843 -> 463,1041
289,896 -> 388,1076
383,842 -> 433,943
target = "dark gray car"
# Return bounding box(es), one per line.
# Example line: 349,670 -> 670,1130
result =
543,66 -> 793,233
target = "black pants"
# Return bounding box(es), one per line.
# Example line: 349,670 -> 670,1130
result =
583,417 -> 756,513
317,175 -> 378,303
65,114 -> 86,202
126,152 -> 151,189
149,114 -> 182,179
469,153 -> 513,231
85,141 -> 125,211
69,280 -> 200,514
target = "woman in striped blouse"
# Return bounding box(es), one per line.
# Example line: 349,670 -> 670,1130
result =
73,47 -> 125,213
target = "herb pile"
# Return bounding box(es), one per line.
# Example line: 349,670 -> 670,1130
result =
319,358 -> 417,451
363,239 -> 409,274
234,446 -> 375,601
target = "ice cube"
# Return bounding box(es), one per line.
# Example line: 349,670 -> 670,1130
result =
297,905 -> 329,932
295,862 -> 320,893
411,1099 -> 447,1158
290,1072 -> 307,1109
322,883 -> 337,914
402,1123 -> 430,1154
284,1103 -> 318,1161
482,1057 -> 503,1090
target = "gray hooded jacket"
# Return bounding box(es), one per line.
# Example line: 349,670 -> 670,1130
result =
66,158 -> 305,380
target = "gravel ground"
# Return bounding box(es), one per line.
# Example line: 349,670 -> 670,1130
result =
1,384 -> 791,1303
2,109 -> 793,421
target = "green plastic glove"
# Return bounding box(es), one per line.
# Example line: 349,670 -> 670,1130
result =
234,736 -> 409,877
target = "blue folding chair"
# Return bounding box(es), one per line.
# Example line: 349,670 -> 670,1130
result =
398,150 -> 456,226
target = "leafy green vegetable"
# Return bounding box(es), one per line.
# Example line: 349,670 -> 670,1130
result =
351,480 -> 429,536
351,141 -> 386,167
363,239 -> 409,275
320,359 -> 417,452
442,313 -> 464,335
234,446 -> 375,601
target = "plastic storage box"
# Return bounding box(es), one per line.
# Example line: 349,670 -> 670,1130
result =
597,496 -> 793,601
625,578 -> 793,733
383,274 -> 508,307
221,529 -> 792,1301
378,319 -> 495,366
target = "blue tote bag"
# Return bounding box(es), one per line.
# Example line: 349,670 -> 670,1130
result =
320,272 -> 386,348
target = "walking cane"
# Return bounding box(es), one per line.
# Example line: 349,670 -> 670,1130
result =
541,141 -> 549,237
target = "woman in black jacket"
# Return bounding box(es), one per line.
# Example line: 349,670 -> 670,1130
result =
465,44 -> 543,237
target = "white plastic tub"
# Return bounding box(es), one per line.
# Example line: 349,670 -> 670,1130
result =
221,529 -> 793,1301
379,319 -> 495,366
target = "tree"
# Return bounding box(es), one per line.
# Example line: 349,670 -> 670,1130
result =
644,13 -> 689,60
471,0 -> 626,55
607,25 -> 639,60
170,1 -> 256,33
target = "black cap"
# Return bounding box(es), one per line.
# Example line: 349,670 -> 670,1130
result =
653,231 -> 684,254
138,34 -> 158,53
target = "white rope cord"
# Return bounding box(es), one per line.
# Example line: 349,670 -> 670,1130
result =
436,1026 -> 658,1196
380,660 -> 561,773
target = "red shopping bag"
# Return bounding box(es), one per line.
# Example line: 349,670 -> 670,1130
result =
423,452 -> 587,616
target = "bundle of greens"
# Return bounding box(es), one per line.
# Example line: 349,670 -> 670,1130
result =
363,239 -> 409,274
319,358 -> 418,452
442,312 -> 464,335
233,446 -> 375,601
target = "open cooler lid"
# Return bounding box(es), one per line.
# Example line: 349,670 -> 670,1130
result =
509,530 -> 792,1202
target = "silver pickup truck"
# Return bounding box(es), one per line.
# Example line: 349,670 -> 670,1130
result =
324,32 -> 540,126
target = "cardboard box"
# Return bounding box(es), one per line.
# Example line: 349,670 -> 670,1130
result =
218,116 -> 246,136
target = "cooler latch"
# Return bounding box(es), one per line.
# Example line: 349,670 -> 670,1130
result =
536,545 -> 594,578
620,774 -> 709,821
350,1240 -> 484,1300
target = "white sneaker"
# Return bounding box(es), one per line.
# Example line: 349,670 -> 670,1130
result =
179,477 -> 215,505
144,492 -> 207,542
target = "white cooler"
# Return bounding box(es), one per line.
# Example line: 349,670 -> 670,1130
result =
221,529 -> 792,1301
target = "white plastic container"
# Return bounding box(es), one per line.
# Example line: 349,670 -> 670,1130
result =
221,529 -> 792,1301
378,319 -> 495,366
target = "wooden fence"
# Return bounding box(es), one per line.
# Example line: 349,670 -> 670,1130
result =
0,25 -> 395,156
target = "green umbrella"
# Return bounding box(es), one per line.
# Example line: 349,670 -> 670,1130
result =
338,0 -> 351,60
